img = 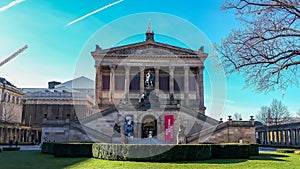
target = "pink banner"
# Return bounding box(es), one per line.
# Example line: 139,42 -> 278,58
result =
165,114 -> 174,143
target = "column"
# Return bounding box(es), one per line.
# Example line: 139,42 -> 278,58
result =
296,129 -> 300,145
285,130 -> 289,145
184,66 -> 189,106
280,130 -> 284,145
169,66 -> 174,94
291,129 -> 295,145
95,66 -> 103,105
124,66 -> 131,101
155,66 -> 160,93
18,129 -> 21,142
0,127 -> 2,142
14,128 -> 17,138
266,130 -> 270,144
139,66 -> 145,94
197,66 -> 205,112
36,130 -> 39,141
109,65 -> 116,104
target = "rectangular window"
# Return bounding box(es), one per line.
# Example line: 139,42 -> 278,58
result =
102,75 -> 110,91
159,76 -> 169,91
189,76 -> 197,91
115,75 -> 125,90
129,75 -> 140,91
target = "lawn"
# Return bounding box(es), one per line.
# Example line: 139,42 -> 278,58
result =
0,151 -> 300,169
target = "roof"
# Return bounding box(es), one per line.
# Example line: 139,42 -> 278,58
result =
92,41 -> 202,56
55,76 -> 94,89
0,77 -> 16,87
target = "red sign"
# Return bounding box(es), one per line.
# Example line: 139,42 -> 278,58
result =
165,114 -> 174,143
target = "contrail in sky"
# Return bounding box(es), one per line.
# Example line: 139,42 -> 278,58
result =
0,0 -> 25,12
66,0 -> 124,27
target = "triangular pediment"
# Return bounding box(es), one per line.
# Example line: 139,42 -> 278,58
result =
93,41 -> 198,56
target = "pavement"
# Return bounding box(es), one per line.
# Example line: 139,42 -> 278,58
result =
259,147 -> 277,152
0,145 -> 41,151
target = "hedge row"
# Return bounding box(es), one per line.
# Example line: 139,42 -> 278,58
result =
276,149 -> 295,153
249,144 -> 259,156
92,143 -> 259,161
53,143 -> 93,157
41,143 -> 259,161
41,142 -> 54,154
212,144 -> 250,159
2,147 -> 20,151
92,144 -> 212,161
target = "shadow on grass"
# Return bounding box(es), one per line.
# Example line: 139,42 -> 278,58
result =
164,153 -> 289,164
249,153 -> 289,161
0,151 -> 88,169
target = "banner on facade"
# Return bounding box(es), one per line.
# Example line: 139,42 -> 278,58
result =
165,114 -> 174,143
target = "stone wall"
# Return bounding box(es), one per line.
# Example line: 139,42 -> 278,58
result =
186,120 -> 256,144
41,120 -> 92,143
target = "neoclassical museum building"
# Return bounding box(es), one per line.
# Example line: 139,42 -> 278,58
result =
41,26 -> 256,144
81,26 -> 256,144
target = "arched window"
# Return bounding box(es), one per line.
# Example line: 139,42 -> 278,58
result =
7,94 -> 10,102
3,92 -> 7,101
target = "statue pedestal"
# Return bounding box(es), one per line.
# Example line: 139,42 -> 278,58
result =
112,136 -> 122,144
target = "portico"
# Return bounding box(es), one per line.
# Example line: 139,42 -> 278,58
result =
92,35 -> 207,114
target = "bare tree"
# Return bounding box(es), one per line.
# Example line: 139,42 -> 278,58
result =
219,0 -> 300,92
269,99 -> 290,125
0,103 -> 18,143
0,103 -> 17,123
234,112 -> 242,120
256,106 -> 269,123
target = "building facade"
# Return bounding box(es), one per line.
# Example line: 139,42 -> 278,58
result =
23,77 -> 95,143
0,77 -> 33,143
256,122 -> 300,146
83,27 -> 255,144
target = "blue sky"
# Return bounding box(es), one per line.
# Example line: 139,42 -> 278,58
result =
0,0 -> 299,119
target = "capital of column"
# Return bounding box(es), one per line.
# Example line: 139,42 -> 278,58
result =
124,65 -> 131,71
110,64 -> 117,71
154,66 -> 160,70
139,66 -> 145,71
198,66 -> 204,71
184,66 -> 190,71
169,66 -> 175,71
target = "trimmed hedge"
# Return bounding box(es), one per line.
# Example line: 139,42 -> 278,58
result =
276,149 -> 295,153
53,143 -> 93,157
41,142 -> 54,154
249,144 -> 259,156
92,144 -> 212,162
40,142 -> 256,160
2,147 -> 20,151
212,144 -> 250,159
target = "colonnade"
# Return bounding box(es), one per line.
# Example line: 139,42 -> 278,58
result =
95,65 -> 205,111
256,123 -> 300,146
0,125 -> 41,143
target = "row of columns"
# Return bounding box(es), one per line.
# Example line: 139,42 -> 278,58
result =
95,65 -> 205,110
0,126 -> 41,143
257,128 -> 300,146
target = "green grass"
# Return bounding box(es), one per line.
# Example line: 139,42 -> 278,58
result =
0,151 -> 300,169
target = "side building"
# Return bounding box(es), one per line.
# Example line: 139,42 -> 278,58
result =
22,77 -> 95,143
0,77 -> 33,143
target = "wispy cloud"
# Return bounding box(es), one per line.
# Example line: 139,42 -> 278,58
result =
66,0 -> 124,27
0,0 -> 25,12
225,99 -> 236,104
